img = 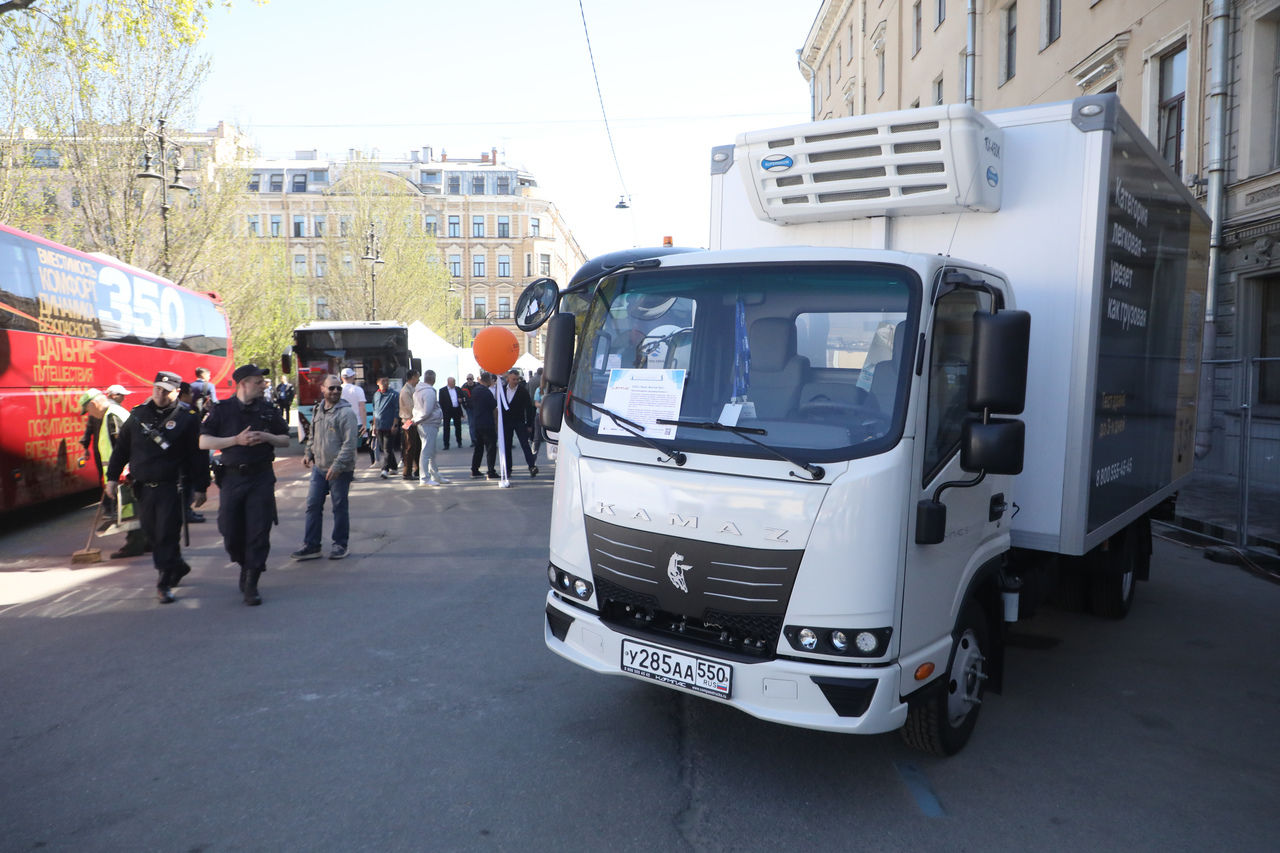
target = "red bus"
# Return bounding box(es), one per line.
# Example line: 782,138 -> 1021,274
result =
0,223 -> 233,512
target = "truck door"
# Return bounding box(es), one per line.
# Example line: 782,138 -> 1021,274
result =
899,286 -> 1002,663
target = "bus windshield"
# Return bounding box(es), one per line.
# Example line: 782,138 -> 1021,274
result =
566,262 -> 921,464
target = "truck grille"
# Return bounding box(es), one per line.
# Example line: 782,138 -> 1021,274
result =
585,516 -> 803,657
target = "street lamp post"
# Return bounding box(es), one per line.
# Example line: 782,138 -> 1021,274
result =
361,224 -> 385,321
136,118 -> 190,278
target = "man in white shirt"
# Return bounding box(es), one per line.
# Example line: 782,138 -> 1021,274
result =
410,369 -> 447,486
339,367 -> 370,462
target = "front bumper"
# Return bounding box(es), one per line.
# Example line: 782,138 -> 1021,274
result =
545,593 -> 908,735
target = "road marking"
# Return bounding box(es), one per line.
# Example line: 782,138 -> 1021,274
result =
894,761 -> 945,817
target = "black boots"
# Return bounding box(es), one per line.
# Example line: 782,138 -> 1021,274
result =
242,568 -> 262,606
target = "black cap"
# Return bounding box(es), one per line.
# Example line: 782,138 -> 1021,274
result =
232,363 -> 267,383
153,370 -> 182,392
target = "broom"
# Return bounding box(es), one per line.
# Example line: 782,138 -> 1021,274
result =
71,500 -> 105,564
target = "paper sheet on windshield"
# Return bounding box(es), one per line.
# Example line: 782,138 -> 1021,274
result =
599,369 -> 686,440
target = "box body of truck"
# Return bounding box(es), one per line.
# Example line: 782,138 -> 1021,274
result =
539,95 -> 1209,752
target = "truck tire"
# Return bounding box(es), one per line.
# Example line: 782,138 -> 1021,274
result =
1087,524 -> 1141,620
901,601 -> 990,756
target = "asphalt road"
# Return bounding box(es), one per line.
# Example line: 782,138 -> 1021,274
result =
2,444 -> 1278,852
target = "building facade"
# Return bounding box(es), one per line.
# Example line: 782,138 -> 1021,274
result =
799,0 -> 1280,544
238,146 -> 586,359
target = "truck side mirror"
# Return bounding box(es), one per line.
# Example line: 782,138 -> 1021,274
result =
540,391 -> 566,432
960,417 -> 1025,475
969,310 -> 1030,414
915,499 -> 947,545
280,353 -> 292,376
543,313 -> 576,388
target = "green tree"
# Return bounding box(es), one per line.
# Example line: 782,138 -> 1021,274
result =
316,160 -> 461,340
213,236 -> 310,372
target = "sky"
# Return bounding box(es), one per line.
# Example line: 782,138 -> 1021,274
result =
193,0 -> 816,259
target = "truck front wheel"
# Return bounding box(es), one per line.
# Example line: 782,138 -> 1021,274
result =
901,601 -> 990,756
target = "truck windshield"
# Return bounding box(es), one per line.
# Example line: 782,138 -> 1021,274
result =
566,262 -> 920,463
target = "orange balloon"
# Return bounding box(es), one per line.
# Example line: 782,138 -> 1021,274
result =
473,325 -> 520,374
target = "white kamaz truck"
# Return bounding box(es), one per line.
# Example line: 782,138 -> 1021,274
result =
517,95 -> 1208,754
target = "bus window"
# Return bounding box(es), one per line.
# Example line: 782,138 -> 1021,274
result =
0,233 -> 38,332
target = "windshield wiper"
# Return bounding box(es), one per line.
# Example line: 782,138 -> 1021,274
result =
656,418 -> 825,482
572,396 -> 687,466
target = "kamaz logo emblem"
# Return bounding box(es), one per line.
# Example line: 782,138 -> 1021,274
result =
986,167 -> 999,187
667,552 -> 693,593
761,154 -> 794,172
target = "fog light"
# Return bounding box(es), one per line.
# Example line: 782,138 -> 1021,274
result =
798,628 -> 818,650
573,579 -> 590,598
855,631 -> 878,653
830,630 -> 848,652
548,566 -> 558,585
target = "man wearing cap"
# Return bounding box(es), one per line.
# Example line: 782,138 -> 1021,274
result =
199,364 -> 291,605
79,387 -> 148,557
105,371 -> 210,603
339,367 -> 371,464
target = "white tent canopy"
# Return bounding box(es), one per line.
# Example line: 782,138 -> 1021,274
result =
407,321 -> 543,383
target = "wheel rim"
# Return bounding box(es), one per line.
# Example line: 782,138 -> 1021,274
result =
947,628 -> 986,727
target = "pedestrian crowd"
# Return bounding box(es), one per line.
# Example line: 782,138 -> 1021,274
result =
77,362 -> 545,608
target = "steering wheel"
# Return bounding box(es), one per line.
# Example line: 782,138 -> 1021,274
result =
797,399 -> 891,435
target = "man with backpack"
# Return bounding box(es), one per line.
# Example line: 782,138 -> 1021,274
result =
190,367 -> 217,415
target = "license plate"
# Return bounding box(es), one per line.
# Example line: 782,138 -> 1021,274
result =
620,639 -> 732,699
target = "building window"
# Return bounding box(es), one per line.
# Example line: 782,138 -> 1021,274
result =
472,215 -> 485,238
525,254 -> 532,276
270,215 -> 281,238
473,296 -> 487,320
448,174 -> 460,194
425,215 -> 437,235
292,215 -> 305,238
420,170 -> 441,186
498,296 -> 511,319
291,173 -> 307,192
293,254 -> 307,276
496,175 -> 510,194
1158,43 -> 1187,175
539,253 -> 551,276
937,0 -> 946,27
448,215 -> 461,238
497,215 -> 510,238
247,215 -> 260,237
473,254 -> 486,277
472,175 -> 485,194
1044,0 -> 1061,46
1274,26 -> 1280,169
530,217 -> 541,237
316,296 -> 329,319
449,254 -> 462,277
268,173 -> 283,192
310,169 -> 328,185
1261,277 -> 1280,405
1001,4 -> 1017,84
248,174 -> 260,192
312,215 -> 324,237
343,253 -> 353,273
498,254 -> 511,277
912,3 -> 922,56
877,48 -> 886,98
933,76 -> 944,105
315,255 -> 327,277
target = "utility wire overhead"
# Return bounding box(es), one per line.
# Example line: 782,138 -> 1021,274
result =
578,0 -> 629,201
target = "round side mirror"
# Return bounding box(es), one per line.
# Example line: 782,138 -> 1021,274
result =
515,278 -> 559,331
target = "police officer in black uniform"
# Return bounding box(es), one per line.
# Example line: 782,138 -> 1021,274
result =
105,371 -> 210,603
199,364 -> 291,605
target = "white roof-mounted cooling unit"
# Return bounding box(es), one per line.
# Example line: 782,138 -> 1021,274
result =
737,104 -> 1004,225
